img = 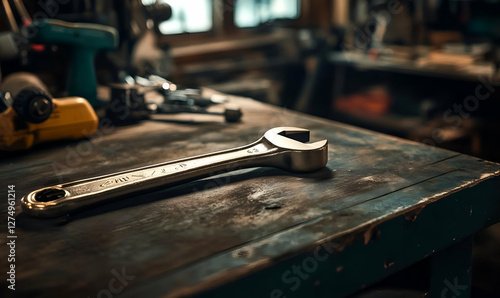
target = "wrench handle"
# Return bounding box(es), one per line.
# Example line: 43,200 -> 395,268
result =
22,139 -> 278,218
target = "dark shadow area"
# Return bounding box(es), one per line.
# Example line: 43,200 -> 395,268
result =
149,118 -> 227,126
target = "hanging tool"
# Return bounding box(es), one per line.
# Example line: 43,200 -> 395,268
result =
21,127 -> 328,218
0,73 -> 99,151
12,0 -> 32,26
0,0 -> 29,60
28,19 -> 119,108
1,0 -> 20,34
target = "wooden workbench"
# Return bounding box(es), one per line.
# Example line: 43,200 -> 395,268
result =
1,93 -> 499,297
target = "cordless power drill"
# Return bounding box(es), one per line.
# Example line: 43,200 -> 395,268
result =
0,72 -> 98,151
29,19 -> 118,108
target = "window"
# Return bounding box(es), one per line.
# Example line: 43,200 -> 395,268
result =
234,0 -> 301,28
155,0 -> 213,35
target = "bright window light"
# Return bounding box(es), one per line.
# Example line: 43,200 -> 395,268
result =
235,0 -> 301,28
158,0 -> 213,35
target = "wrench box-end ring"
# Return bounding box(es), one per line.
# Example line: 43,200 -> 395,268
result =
23,187 -> 70,217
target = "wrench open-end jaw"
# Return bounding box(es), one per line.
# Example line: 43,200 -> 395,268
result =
22,127 -> 328,218
261,127 -> 328,173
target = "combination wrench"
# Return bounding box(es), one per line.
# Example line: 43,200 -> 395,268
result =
21,127 -> 328,218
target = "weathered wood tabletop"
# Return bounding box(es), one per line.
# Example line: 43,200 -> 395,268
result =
1,93 -> 500,297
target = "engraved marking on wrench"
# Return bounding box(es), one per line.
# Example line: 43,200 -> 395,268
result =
100,176 -> 130,187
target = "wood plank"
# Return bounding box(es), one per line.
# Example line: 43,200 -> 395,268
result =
122,156 -> 500,297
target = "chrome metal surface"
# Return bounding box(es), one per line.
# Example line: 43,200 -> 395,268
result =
21,127 -> 328,218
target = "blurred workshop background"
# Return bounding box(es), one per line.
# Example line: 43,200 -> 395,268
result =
1,0 -> 500,296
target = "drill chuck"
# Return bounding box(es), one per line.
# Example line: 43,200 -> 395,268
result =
0,72 -> 53,123
12,88 -> 53,123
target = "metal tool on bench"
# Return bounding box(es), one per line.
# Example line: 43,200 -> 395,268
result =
106,75 -> 241,123
0,73 -> 98,151
105,83 -> 150,124
153,88 -> 243,123
21,127 -> 328,218
135,75 -> 243,122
